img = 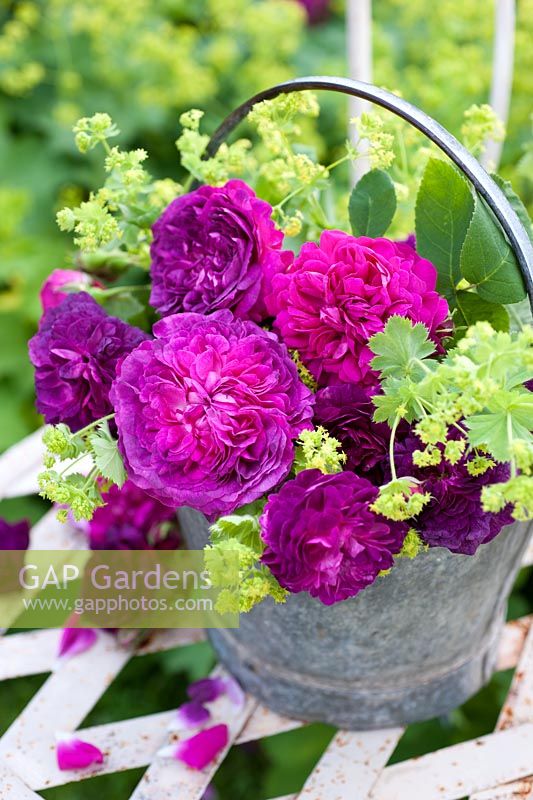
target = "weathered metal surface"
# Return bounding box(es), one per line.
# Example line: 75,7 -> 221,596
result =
181,508 -> 532,729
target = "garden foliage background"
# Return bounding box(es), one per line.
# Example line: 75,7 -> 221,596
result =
0,0 -> 532,797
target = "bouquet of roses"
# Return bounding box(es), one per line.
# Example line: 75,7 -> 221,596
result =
32,94 -> 533,613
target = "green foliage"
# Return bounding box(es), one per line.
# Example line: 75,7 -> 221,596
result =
88,420 -> 126,487
415,158 -> 474,301
348,168 -> 397,237
491,174 -> 533,243
369,316 -> 436,381
454,291 -> 510,337
460,197 -> 527,304
370,318 -> 533,522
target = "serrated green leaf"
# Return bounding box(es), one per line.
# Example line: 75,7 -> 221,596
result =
371,379 -> 420,426
454,290 -> 509,336
89,423 -> 126,487
491,174 -> 533,244
415,158 -> 474,302
467,410 -> 533,462
348,169 -> 397,237
460,197 -> 527,304
369,316 -> 436,379
209,514 -> 262,551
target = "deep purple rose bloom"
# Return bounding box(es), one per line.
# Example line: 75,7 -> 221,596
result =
0,518 -> 30,550
314,384 -> 391,484
267,231 -> 451,387
150,180 -> 289,322
261,469 -> 407,605
29,293 -> 148,432
87,481 -> 181,550
111,310 -> 314,518
395,435 -> 514,555
40,269 -> 93,312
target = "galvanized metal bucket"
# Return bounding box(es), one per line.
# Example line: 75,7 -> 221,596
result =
180,77 -> 533,729
181,509 -> 531,728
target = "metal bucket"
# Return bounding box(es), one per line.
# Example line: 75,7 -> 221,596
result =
179,77 -> 533,729
181,508 -> 532,728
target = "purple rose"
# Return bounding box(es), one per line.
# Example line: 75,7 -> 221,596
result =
314,384 -> 391,484
0,518 -> 30,550
261,469 -> 407,605
40,269 -> 93,312
395,435 -> 514,555
29,293 -> 148,432
87,481 -> 181,550
267,231 -> 451,387
295,0 -> 330,24
150,180 -> 289,322
111,310 -> 314,518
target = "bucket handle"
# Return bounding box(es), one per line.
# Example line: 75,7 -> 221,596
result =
206,76 -> 533,311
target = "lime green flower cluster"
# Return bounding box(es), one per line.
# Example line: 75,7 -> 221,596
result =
205,501 -> 288,614
368,317 -> 533,522
39,417 -> 126,522
56,113 -> 181,266
293,427 -> 347,475
461,104 -> 505,160
175,109 -> 253,186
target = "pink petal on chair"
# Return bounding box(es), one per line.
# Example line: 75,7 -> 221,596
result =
57,628 -> 98,660
171,701 -> 211,730
158,724 -> 229,770
56,734 -> 104,770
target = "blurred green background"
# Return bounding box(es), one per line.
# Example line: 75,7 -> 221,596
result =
0,0 -> 532,796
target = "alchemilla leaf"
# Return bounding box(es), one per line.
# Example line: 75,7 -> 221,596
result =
89,422 -> 126,487
369,316 -> 436,380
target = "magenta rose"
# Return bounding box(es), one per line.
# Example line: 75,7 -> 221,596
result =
111,310 -> 314,518
87,481 -> 181,550
149,180 -> 290,322
40,269 -> 93,312
261,469 -> 407,604
267,231 -> 451,387
29,293 -> 148,432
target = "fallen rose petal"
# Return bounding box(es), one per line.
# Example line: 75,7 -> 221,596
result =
57,628 -> 98,660
187,676 -> 227,704
56,734 -> 104,770
170,701 -> 211,730
158,725 -> 229,770
224,677 -> 245,710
